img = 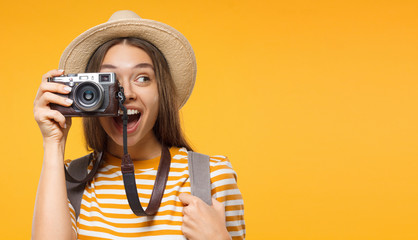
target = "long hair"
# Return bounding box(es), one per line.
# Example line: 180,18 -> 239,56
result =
83,37 -> 193,152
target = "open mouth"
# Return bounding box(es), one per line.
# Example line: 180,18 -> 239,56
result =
113,109 -> 141,134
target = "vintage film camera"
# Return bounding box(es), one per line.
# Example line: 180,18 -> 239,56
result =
48,73 -> 120,117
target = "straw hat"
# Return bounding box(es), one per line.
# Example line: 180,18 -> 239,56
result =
59,10 -> 196,108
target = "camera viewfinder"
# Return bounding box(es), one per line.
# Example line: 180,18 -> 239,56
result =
99,74 -> 111,82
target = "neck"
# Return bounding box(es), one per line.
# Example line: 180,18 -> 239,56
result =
106,133 -> 163,161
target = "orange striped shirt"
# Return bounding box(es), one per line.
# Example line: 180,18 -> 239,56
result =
68,147 -> 245,239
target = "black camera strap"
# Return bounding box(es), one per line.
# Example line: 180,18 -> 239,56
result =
117,88 -> 171,216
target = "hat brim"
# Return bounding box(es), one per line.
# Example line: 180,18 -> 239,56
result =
59,18 -> 196,109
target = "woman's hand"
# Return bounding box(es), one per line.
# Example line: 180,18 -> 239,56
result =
179,193 -> 231,240
32,70 -> 77,240
33,69 -> 73,145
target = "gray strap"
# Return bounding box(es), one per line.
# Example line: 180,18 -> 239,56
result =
187,151 -> 212,205
66,154 -> 91,220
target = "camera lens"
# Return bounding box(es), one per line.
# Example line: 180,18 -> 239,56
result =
73,82 -> 104,112
83,90 -> 94,101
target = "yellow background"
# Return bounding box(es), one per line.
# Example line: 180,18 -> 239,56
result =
0,0 -> 417,239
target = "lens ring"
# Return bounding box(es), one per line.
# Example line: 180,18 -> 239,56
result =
73,81 -> 104,112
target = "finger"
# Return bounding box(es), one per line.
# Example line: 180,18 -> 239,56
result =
39,81 -> 72,95
62,118 -> 72,132
182,204 -> 193,216
181,224 -> 191,239
39,92 -> 73,107
35,74 -> 71,103
212,198 -> 226,216
42,69 -> 64,82
42,110 -> 67,128
179,193 -> 194,206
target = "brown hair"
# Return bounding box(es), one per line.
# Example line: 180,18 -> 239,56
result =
83,37 -> 193,152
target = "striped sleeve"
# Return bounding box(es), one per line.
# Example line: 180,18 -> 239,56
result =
210,156 -> 246,239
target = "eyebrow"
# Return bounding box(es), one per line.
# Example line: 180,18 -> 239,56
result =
100,63 -> 154,70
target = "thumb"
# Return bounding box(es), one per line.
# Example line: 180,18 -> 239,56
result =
179,193 -> 193,206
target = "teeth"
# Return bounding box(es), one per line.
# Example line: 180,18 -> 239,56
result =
118,109 -> 140,115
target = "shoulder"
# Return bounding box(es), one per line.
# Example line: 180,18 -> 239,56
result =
209,154 -> 234,169
209,155 -> 238,181
171,147 -> 238,179
169,147 -> 189,167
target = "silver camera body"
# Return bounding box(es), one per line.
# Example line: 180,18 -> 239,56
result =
48,72 -> 120,117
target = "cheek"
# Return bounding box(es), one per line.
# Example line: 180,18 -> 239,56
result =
144,87 -> 159,116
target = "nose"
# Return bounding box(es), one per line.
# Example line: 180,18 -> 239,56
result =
119,79 -> 136,101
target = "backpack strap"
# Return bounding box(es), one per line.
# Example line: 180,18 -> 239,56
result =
187,151 -> 212,205
65,153 -> 92,220
66,150 -> 213,221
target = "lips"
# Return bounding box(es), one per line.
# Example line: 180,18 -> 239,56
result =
113,109 -> 141,134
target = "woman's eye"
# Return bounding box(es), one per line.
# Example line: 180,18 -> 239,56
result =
135,76 -> 150,83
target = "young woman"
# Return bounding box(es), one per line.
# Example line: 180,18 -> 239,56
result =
32,10 -> 245,240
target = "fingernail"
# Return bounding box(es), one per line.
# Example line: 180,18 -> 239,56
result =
66,98 -> 73,104
58,69 -> 64,72
63,123 -> 67,129
64,86 -> 72,92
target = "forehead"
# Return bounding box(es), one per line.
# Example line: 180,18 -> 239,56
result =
102,43 -> 153,67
